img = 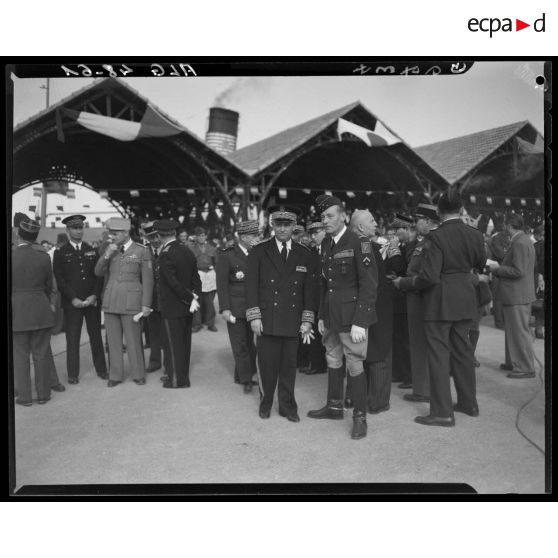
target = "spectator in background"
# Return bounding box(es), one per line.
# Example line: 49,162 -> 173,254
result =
489,213 -> 536,379
40,240 -> 51,251
190,226 -> 218,332
177,229 -> 189,246
533,224 -> 545,339
488,225 -> 511,330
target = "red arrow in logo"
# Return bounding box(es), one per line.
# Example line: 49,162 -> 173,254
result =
516,19 -> 531,31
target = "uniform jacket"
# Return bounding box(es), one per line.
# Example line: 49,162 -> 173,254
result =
53,241 -> 104,308
146,243 -> 161,311
158,240 -> 201,319
94,241 -> 154,314
12,244 -> 56,332
216,243 -> 250,319
411,218 -> 486,321
494,231 -> 536,306
399,236 -> 428,292
318,229 -> 378,332
245,238 -> 317,337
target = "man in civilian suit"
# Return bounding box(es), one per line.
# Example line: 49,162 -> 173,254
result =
156,219 -> 201,388
12,216 -> 56,406
394,188 -> 486,426
94,217 -> 153,386
216,220 -> 260,393
53,215 -> 107,384
245,205 -> 317,422
489,213 -> 536,379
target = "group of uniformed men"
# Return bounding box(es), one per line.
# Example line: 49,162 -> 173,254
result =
12,187 -> 486,440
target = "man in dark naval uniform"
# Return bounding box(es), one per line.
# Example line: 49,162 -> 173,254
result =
12,216 -> 56,406
349,209 -> 404,414
53,215 -> 107,384
216,220 -> 260,393
307,195 -> 378,440
245,205 -> 317,422
394,189 -> 486,426
396,204 -> 439,404
156,219 -> 202,388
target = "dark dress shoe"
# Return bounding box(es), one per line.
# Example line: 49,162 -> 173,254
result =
351,412 -> 367,439
307,402 -> 344,420
368,403 -> 390,414
499,363 -> 513,371
398,382 -> 413,389
414,414 -> 455,427
145,365 -> 161,373
134,378 -> 146,385
160,374 -> 169,382
243,383 -> 253,394
51,383 -> 66,392
404,393 -> 430,403
453,403 -> 479,417
16,398 -> 32,407
37,398 -> 51,405
97,372 -> 109,380
68,378 -> 79,385
507,371 -> 536,379
107,380 -> 122,387
259,408 -> 271,419
279,410 -> 300,422
207,325 -> 218,332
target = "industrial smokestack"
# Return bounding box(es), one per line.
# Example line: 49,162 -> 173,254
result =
205,107 -> 239,156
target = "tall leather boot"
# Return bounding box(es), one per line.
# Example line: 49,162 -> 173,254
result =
349,372 -> 368,439
307,366 -> 344,420
344,369 -> 353,408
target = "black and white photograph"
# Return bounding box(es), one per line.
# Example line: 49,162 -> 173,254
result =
8,59 -> 550,495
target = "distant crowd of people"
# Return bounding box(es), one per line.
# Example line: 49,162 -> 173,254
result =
12,193 -> 545,441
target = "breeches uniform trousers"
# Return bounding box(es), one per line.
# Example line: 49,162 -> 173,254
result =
424,319 -> 477,418
105,313 -> 145,381
64,306 -> 107,379
257,335 -> 298,414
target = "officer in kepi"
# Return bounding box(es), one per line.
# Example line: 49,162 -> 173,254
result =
307,195 -> 378,440
216,220 -> 260,393
94,217 -> 154,387
245,205 -> 317,422
53,215 -> 108,384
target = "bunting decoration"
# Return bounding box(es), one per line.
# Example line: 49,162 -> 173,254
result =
337,118 -> 401,147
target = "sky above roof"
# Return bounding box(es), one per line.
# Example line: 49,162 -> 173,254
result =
11,61 -> 544,151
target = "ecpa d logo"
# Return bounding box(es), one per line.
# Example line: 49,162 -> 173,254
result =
468,13 -> 545,37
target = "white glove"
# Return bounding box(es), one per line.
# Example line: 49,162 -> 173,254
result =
132,311 -> 143,323
350,325 -> 367,344
190,295 -> 201,314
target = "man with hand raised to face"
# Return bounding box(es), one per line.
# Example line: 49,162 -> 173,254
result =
307,195 -> 378,440
244,205 -> 317,423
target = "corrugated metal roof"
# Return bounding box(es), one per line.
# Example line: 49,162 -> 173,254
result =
226,101 -> 364,174
414,121 -> 531,185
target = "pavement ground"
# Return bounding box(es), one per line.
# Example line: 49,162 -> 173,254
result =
12,314 -> 547,493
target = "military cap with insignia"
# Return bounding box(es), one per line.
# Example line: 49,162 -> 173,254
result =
391,213 -> 413,228
414,204 -> 439,222
141,220 -> 157,236
154,219 -> 179,233
315,194 -> 344,215
62,214 -> 86,228
306,219 -> 324,232
268,204 -> 300,223
236,220 -> 260,235
17,215 -> 41,241
105,217 -> 131,231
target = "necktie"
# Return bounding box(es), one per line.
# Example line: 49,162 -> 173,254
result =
120,246 -> 125,254
280,241 -> 287,263
330,237 -> 335,252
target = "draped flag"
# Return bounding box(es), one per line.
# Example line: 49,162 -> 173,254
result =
61,104 -> 183,142
337,118 -> 401,147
